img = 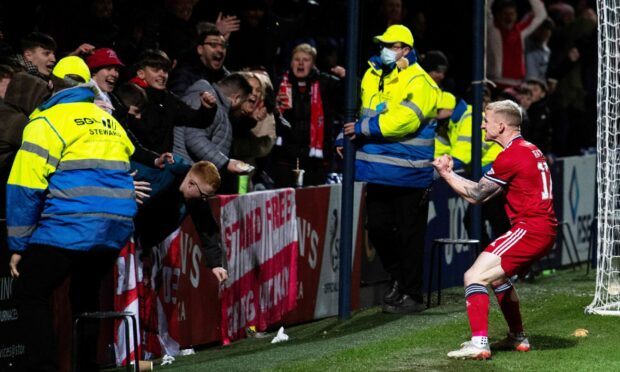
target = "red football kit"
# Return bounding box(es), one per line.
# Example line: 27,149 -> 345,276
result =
483,136 -> 558,276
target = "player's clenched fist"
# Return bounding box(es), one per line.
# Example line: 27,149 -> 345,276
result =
432,154 -> 453,177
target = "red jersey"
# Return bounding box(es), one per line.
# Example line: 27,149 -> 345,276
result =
484,136 -> 557,231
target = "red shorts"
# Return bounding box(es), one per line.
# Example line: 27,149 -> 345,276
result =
484,222 -> 557,277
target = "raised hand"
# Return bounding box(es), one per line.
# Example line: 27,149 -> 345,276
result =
216,12 -> 240,40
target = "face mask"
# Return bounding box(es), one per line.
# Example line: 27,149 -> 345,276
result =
380,48 -> 399,66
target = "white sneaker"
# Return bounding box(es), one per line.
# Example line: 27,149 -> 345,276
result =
447,341 -> 492,360
491,333 -> 531,352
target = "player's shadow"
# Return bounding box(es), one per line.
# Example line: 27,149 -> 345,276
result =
529,334 -> 578,350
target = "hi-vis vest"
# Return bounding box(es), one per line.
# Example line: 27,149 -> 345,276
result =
434,101 -> 502,172
7,85 -> 136,252
354,52 -> 441,188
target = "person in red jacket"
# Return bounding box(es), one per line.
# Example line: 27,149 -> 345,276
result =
487,0 -> 547,88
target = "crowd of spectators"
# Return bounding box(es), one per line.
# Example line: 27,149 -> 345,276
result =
0,0 -> 598,366
0,1 -> 598,194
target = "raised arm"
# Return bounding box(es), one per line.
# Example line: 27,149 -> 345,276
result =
432,155 -> 503,204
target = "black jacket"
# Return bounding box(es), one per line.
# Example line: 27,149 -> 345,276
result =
273,68 -> 343,164
127,87 -> 215,155
524,98 -> 553,154
168,57 -> 231,96
134,170 -> 224,269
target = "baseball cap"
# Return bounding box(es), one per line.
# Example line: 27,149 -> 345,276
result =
374,25 -> 414,48
86,48 -> 124,71
52,56 -> 91,83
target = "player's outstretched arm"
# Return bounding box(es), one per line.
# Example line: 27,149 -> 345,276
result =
432,155 -> 503,204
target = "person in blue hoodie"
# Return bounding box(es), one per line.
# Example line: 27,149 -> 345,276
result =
6,56 -> 137,371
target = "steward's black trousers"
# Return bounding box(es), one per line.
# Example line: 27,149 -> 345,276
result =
365,183 -> 430,303
13,244 -> 118,371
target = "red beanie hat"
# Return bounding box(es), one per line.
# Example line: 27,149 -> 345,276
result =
86,48 -> 124,70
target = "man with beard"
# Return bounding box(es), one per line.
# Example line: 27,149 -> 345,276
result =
168,23 -> 230,96
173,73 -> 255,175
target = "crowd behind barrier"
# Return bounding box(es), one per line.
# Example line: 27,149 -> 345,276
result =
1,154 -> 594,369
0,0 -> 599,368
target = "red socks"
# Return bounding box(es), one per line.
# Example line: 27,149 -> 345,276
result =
493,280 -> 524,334
465,283 -> 489,337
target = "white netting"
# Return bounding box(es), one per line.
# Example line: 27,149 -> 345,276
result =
585,0 -> 620,315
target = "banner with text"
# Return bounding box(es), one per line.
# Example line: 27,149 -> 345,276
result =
219,189 -> 298,343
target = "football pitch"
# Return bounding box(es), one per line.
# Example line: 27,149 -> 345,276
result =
109,268 -> 620,371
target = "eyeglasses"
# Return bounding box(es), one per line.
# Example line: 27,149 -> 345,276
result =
203,41 -> 229,49
190,180 -> 213,201
381,43 -> 405,51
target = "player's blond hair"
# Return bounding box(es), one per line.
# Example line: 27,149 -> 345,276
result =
190,161 -> 221,191
486,100 -> 522,128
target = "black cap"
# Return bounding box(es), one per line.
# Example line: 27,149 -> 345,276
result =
420,50 -> 449,73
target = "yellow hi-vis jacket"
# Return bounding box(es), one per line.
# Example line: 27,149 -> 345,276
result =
7,85 -> 137,252
434,100 -> 502,172
352,52 -> 441,188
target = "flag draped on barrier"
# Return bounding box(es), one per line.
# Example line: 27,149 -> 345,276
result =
114,188 -> 299,361
219,189 -> 298,343
114,239 -> 141,366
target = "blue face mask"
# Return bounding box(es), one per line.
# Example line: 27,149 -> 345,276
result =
380,48 -> 399,66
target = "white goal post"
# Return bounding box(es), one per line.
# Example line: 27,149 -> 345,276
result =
585,0 -> 620,316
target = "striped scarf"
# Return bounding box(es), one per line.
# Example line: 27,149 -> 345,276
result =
279,71 -> 324,159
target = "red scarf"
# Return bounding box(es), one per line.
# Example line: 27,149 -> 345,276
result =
278,71 -> 324,159
129,76 -> 149,88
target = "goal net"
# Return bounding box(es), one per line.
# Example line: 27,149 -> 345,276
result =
585,0 -> 620,316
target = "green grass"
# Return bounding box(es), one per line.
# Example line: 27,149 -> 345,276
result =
107,269 -> 620,371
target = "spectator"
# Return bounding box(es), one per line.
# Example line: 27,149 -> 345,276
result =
157,0 -> 199,63
525,17 -> 554,81
136,160 -> 228,282
15,31 -> 57,81
521,77 -> 553,157
0,63 -> 13,100
226,1 -> 282,75
233,70 -> 277,173
168,23 -> 231,95
419,49 -> 456,92
15,32 -> 95,82
85,47 -> 125,114
0,70 -> 51,241
173,73 -> 254,176
126,49 -> 216,155
74,0 -> 121,49
408,10 -> 429,54
487,0 -> 547,88
7,56 -> 137,371
342,25 -> 441,314
420,50 -> 449,86
271,43 -> 343,187
547,2 -> 597,155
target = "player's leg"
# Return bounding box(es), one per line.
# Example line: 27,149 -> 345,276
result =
448,252 -> 507,359
488,225 -> 556,352
490,278 -> 530,351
